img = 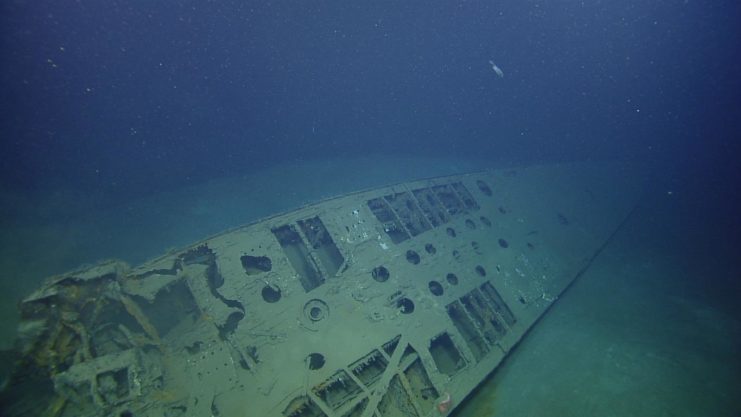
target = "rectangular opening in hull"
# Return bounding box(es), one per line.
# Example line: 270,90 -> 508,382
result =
446,300 -> 488,361
428,332 -> 465,377
383,192 -> 431,237
403,358 -> 439,414
297,216 -> 345,276
432,185 -> 466,216
461,290 -> 506,343
367,197 -> 410,244
313,370 -> 363,411
272,224 -> 323,292
412,187 -> 449,226
480,282 -> 517,327
283,395 -> 328,417
349,350 -> 387,388
450,182 -> 480,211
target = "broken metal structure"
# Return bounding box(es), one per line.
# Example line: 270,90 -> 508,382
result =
1,163 -> 639,417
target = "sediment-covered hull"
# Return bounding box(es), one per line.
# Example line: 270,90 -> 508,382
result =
1,162 -> 640,417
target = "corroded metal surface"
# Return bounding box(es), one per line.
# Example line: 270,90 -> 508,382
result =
1,163 -> 639,417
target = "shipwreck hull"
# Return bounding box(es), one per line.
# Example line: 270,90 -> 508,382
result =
2,162 -> 640,417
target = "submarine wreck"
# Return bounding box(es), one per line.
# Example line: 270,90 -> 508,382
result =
0,161 -> 640,417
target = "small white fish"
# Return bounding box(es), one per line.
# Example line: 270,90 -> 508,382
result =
489,60 -> 504,78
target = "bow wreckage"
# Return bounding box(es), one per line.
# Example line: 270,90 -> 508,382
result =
1,162 -> 639,417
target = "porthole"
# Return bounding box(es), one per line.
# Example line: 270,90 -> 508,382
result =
307,353 -> 325,370
261,284 -> 281,303
406,250 -> 421,265
397,298 -> 415,314
372,266 -> 390,282
428,281 -> 444,296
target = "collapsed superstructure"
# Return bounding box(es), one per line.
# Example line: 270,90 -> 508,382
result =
1,162 -> 639,417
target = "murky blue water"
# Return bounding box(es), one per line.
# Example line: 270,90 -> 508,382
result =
1,1 -> 739,415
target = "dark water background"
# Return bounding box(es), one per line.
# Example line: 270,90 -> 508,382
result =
1,0 -> 740,415
3,0 -> 739,200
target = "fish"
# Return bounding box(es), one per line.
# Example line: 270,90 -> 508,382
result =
489,60 -> 504,78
